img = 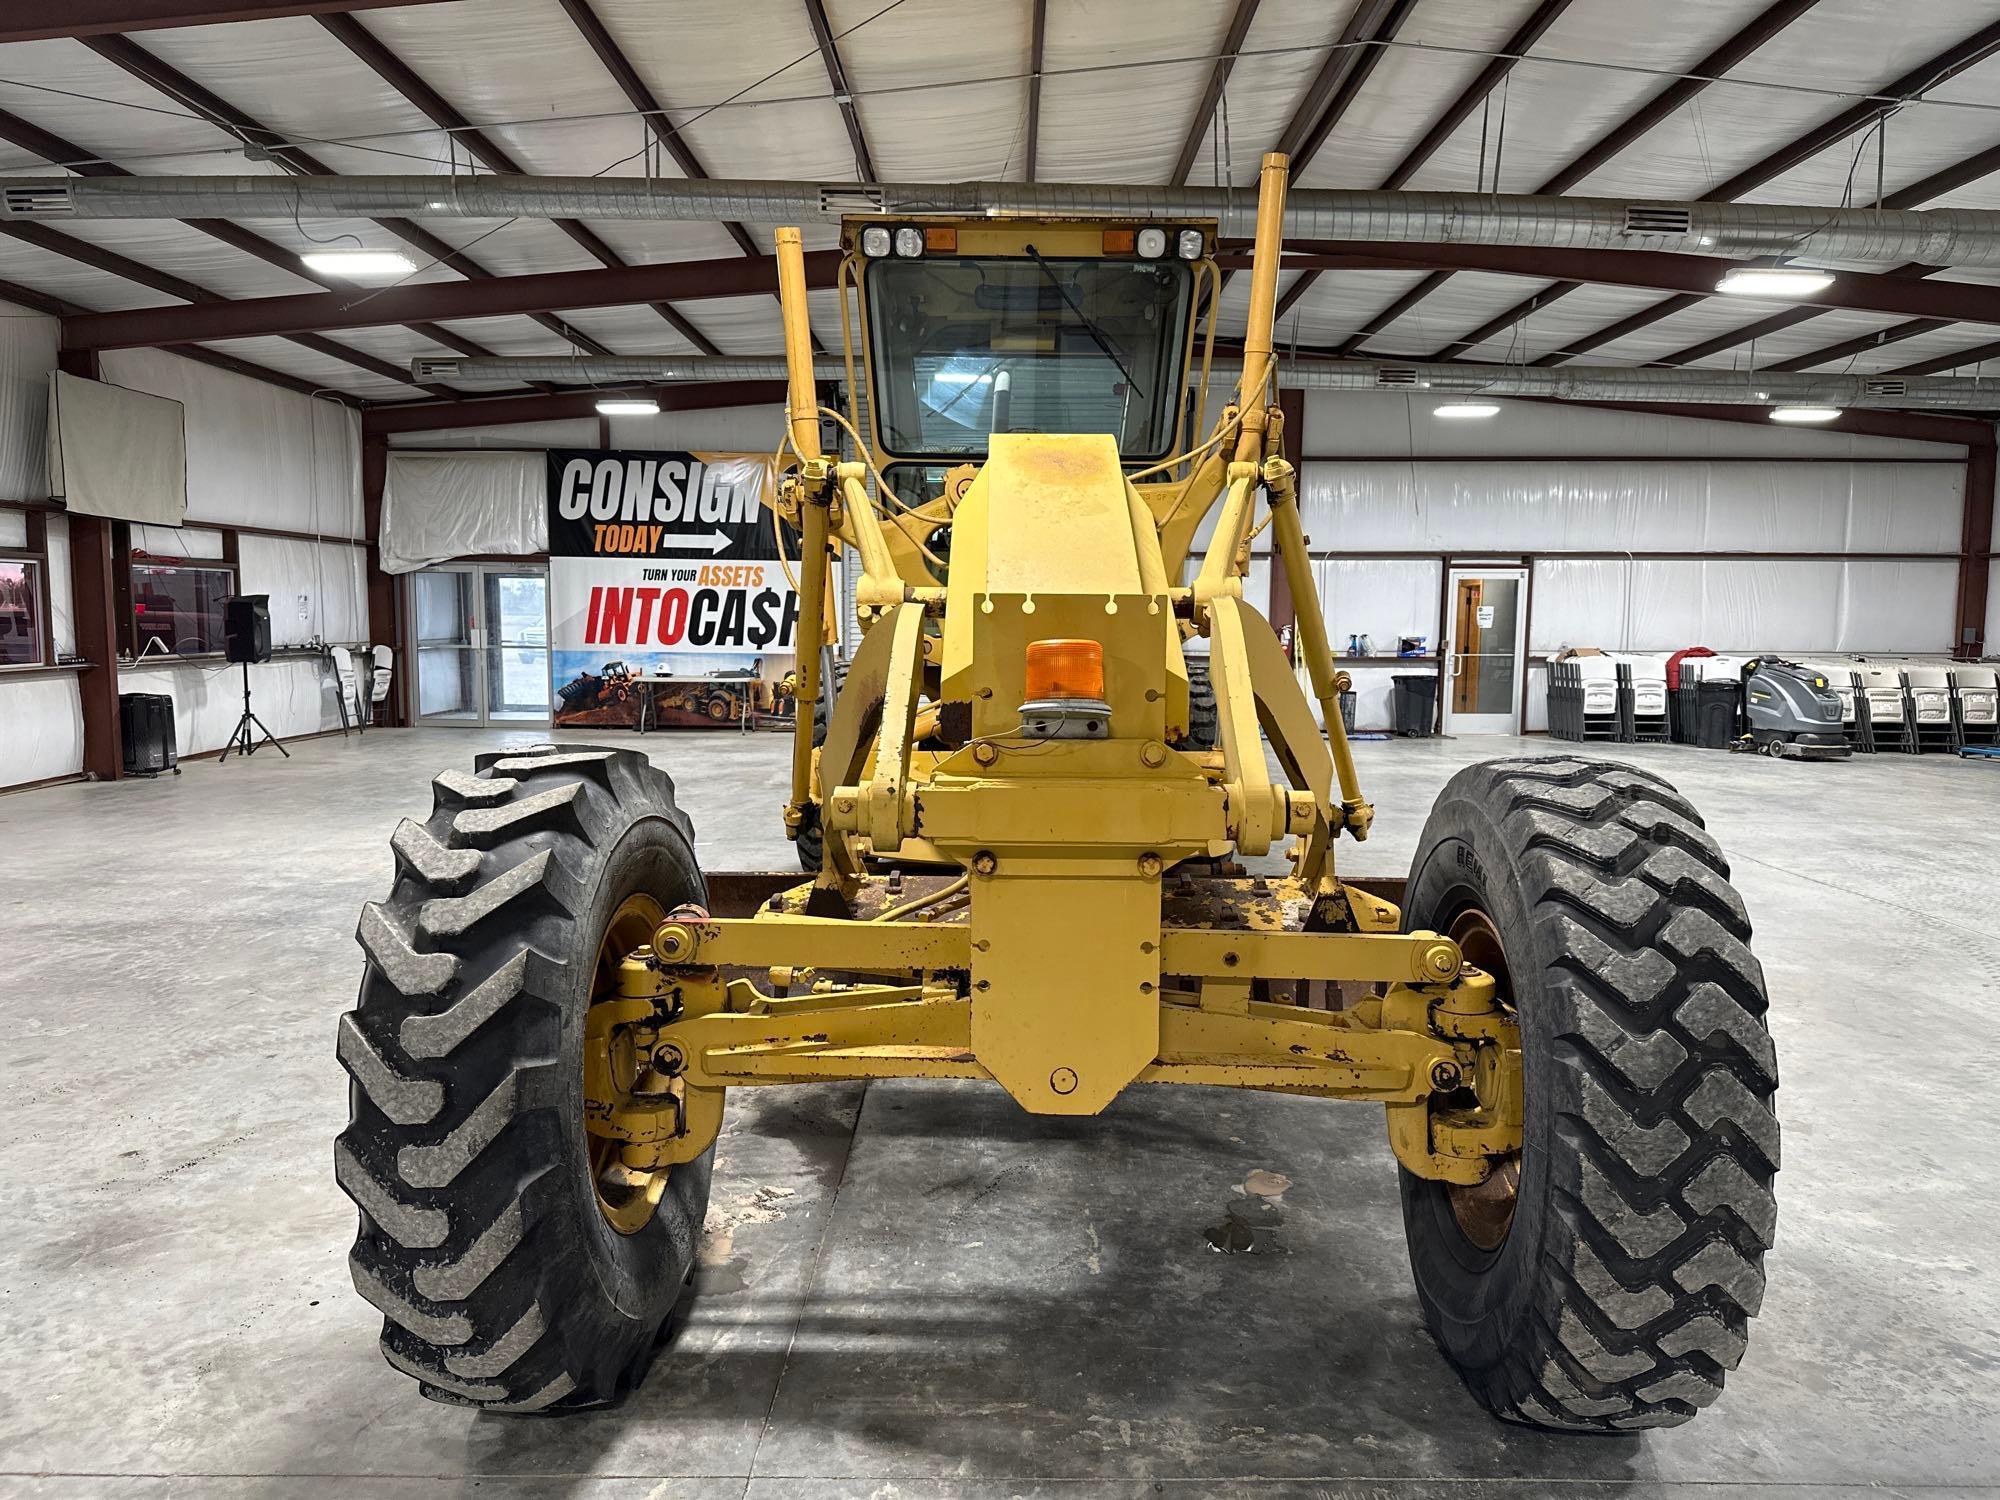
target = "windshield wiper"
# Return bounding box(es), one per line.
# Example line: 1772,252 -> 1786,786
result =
1024,243 -> 1144,398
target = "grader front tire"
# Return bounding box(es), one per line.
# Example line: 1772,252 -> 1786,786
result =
1399,757 -> 1778,1431
335,745 -> 714,1411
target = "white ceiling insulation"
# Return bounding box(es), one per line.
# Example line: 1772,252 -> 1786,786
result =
3,0 -> 1999,400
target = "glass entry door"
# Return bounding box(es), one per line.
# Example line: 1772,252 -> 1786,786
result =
1444,568 -> 1528,734
411,566 -> 550,726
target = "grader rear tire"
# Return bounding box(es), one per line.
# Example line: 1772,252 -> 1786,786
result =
335,745 -> 714,1411
1399,756 -> 1778,1430
1182,659 -> 1219,751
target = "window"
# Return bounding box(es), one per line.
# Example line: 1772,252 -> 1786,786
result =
131,558 -> 234,658
0,557 -> 44,667
866,254 -> 1191,463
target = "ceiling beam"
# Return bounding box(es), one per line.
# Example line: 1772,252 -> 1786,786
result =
555,0 -> 761,261
1379,0 -> 1578,191
65,250 -> 844,350
1169,0 -> 1263,187
0,220 -> 443,392
0,278 -> 83,318
1209,337 -> 1991,444
80,32 -> 608,362
1326,0 -> 1822,351
1708,19 -> 2000,201
1765,317 -> 1944,373
1512,19 -> 2000,366
1023,0 -> 1047,182
0,105 -> 501,394
67,233 -> 2000,354
315,12 -> 723,355
1621,142 -> 2000,369
363,379 -> 790,435
801,0 -> 878,184
1889,339 -> 2000,378
1276,0 -> 1415,176
1266,241 -> 2000,325
0,1 -> 460,42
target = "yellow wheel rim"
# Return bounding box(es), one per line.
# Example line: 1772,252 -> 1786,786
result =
584,893 -> 673,1234
1443,906 -> 1522,1253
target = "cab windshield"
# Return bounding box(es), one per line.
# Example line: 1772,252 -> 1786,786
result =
865,254 -> 1191,463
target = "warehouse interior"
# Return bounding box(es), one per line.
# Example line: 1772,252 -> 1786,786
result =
1,1 -> 1997,1495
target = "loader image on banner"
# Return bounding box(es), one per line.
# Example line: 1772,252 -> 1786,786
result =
546,448 -> 800,728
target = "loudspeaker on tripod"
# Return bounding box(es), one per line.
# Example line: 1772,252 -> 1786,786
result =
225,594 -> 272,665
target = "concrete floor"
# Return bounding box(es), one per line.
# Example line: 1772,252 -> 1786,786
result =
2,726 -> 1997,1499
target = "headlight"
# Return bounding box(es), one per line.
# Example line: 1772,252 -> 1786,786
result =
1135,226 -> 1167,259
859,225 -> 892,258
1176,227 -> 1203,260
893,226 -> 924,258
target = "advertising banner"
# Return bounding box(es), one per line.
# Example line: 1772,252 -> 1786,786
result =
547,449 -> 799,729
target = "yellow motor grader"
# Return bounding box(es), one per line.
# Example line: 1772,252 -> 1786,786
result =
337,154 -> 1778,1429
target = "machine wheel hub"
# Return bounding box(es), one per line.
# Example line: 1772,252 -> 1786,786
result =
1444,906 -> 1521,1252
585,893 -> 674,1234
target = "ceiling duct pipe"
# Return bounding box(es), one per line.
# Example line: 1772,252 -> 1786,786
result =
412,353 -> 2000,410
11,174 -> 2000,266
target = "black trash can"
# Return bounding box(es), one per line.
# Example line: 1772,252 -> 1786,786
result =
1339,689 -> 1357,732
1693,681 -> 1742,748
119,692 -> 179,776
1392,673 -> 1437,738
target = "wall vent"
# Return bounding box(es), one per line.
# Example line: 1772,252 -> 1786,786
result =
1623,205 -> 1693,236
2,184 -> 73,217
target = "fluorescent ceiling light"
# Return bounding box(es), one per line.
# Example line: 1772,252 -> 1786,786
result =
595,398 -> 660,416
298,248 -> 416,279
1433,401 -> 1500,419
1716,266 -> 1834,297
1769,405 -> 1841,423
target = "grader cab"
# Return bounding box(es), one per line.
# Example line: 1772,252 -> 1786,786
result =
338,154 -> 1778,1430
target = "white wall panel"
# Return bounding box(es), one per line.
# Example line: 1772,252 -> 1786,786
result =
1528,559 -> 1621,653
0,509 -> 23,547
0,302 -> 57,501
130,523 -> 226,560
1303,458 -> 1964,558
121,656 -> 344,757
1836,561 -> 1959,653
1315,559 -> 1441,648
0,674 -> 83,787
1703,560 -> 1840,649
46,514 -> 73,658
1843,467 -> 1966,554
97,349 -> 361,536
1988,561 -> 2000,651
238,535 -> 368,647
607,405 -> 788,453
1302,392 -> 1955,460
1622,561 -> 1706,650
389,420 -> 597,451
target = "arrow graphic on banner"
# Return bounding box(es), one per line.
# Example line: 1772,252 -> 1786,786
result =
656,530 -> 732,555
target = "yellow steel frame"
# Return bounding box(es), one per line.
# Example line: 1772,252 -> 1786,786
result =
604,152 -> 1521,1194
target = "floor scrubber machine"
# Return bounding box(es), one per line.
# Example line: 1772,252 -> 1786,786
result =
1735,656 -> 1852,759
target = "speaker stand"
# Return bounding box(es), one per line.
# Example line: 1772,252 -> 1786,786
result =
219,659 -> 289,763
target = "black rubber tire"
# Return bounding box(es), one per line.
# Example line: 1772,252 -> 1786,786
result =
1399,755 -> 1778,1431
798,660 -> 849,871
1182,658 -> 1219,751
336,744 -> 715,1412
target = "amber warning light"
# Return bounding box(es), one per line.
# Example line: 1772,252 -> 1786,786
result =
1024,638 -> 1105,702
